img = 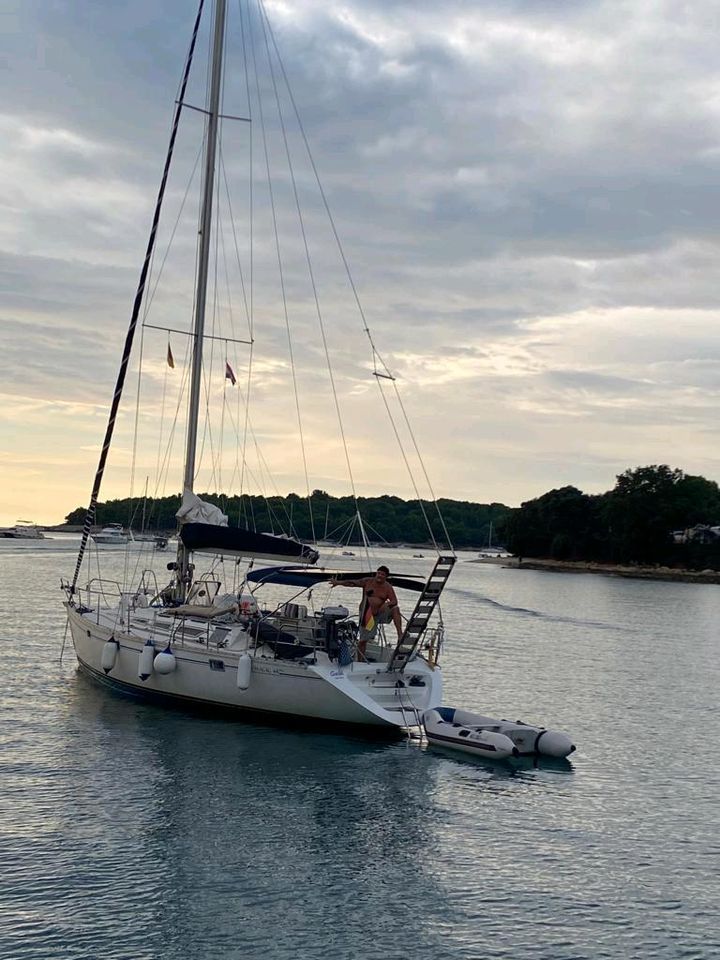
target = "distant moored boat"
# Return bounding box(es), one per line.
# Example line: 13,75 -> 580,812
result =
91,524 -> 130,545
0,521 -> 46,540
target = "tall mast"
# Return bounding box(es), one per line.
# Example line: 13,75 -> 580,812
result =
177,0 -> 226,598
184,0 -> 227,494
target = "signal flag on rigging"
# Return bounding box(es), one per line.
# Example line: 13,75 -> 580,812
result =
225,361 -> 236,386
167,343 -> 175,368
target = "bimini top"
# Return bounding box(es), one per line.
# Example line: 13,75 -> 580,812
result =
180,523 -> 320,565
246,566 -> 425,592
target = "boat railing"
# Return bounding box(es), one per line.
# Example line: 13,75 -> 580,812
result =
137,569 -> 161,602
186,577 -> 222,604
396,685 -> 424,737
425,623 -> 445,669
78,579 -> 123,624
363,627 -> 395,664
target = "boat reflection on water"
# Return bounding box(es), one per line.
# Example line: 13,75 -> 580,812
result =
425,739 -> 575,775
62,667 -> 458,954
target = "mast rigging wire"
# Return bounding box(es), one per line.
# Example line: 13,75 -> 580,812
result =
258,0 -> 454,555
247,0 -> 317,545
255,0 -> 368,562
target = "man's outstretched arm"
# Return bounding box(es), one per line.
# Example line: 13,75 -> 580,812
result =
331,577 -> 365,589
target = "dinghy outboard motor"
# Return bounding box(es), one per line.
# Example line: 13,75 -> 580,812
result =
320,606 -> 349,660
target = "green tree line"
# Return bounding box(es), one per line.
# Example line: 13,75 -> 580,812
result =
65,465 -> 720,567
64,490 -> 511,550
505,465 -> 720,570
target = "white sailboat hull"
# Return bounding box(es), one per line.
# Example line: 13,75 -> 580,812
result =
66,605 -> 441,730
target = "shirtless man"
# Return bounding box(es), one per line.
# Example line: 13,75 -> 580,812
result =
331,565 -> 403,660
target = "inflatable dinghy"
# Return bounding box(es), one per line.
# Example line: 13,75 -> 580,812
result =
424,706 -> 576,759
422,708 -> 517,759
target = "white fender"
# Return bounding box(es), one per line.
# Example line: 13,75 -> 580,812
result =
101,638 -> 119,674
138,641 -> 155,681
153,646 -> 176,675
236,653 -> 251,690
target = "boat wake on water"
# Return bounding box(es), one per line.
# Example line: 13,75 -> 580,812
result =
452,588 -> 619,631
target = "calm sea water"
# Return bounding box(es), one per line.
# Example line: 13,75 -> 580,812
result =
1,536 -> 719,959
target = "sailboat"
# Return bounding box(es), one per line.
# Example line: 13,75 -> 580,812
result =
62,0 -> 455,731
477,521 -> 512,559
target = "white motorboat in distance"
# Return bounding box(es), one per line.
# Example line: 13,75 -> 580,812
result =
424,707 -> 576,759
91,524 -> 131,545
0,521 -> 46,539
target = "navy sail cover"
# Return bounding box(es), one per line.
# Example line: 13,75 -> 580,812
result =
180,523 -> 319,564
246,566 -> 425,592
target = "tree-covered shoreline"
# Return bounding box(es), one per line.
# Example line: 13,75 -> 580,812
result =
63,490 -> 511,550
62,465 -> 720,569
505,465 -> 720,571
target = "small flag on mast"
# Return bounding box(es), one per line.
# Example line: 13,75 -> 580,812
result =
167,343 -> 175,369
225,361 -> 236,386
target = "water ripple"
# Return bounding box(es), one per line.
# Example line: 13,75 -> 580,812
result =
450,587 -> 623,630
0,548 -> 718,958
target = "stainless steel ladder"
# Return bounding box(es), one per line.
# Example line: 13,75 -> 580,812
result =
388,555 -> 456,672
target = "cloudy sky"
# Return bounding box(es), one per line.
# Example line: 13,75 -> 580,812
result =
2,0 -> 720,527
